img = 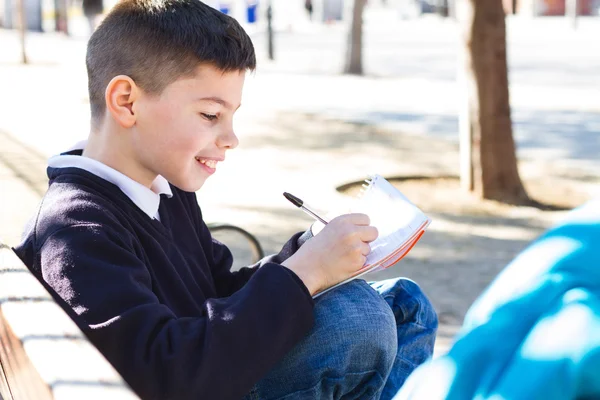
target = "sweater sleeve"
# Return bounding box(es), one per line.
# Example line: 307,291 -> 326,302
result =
204,220 -> 314,297
37,223 -> 314,400
189,189 -> 314,297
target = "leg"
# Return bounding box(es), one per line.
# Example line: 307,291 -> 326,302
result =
370,278 -> 438,400
246,280 -> 397,400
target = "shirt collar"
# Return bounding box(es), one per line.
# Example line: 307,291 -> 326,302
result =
48,140 -> 173,220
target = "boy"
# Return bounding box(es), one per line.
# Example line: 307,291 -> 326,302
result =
14,0 -> 437,399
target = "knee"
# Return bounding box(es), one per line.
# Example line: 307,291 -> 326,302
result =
378,278 -> 438,331
315,280 -> 397,375
253,281 -> 398,399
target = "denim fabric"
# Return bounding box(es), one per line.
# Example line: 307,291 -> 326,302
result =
371,279 -> 438,399
244,278 -> 437,400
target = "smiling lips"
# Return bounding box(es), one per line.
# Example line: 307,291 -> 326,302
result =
195,157 -> 218,168
195,157 -> 219,174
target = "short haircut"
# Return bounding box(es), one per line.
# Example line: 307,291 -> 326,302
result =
86,0 -> 256,121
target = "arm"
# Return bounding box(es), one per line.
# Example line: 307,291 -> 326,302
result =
189,190 -> 312,297
204,221 -> 313,297
37,224 -> 314,400
185,190 -> 379,296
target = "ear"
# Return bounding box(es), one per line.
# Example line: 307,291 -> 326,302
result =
105,75 -> 139,128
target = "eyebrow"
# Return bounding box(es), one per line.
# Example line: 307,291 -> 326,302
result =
196,96 -> 241,111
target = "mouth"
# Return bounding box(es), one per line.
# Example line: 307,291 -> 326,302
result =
195,157 -> 220,175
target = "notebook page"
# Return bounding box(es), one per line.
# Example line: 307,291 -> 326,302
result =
351,175 -> 428,267
311,175 -> 429,260
312,176 -> 430,298
315,225 -> 426,298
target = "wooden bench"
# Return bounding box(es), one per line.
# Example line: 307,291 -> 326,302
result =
0,241 -> 139,399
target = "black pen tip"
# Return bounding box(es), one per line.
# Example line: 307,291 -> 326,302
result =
283,192 -> 303,208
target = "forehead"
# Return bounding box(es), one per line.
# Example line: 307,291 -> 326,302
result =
166,64 -> 246,100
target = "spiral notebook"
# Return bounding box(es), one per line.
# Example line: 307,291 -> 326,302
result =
313,175 -> 431,298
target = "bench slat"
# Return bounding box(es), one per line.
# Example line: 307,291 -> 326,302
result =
0,242 -> 139,399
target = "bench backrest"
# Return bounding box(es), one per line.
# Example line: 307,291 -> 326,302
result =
0,242 -> 139,400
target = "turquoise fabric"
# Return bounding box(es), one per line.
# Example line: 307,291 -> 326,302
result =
394,199 -> 600,400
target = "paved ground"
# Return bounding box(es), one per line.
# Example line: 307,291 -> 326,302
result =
1,11 -> 599,352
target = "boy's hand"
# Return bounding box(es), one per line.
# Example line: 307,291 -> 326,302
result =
282,214 -> 378,295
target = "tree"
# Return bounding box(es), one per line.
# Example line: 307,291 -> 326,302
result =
436,0 -> 449,17
566,0 -> 579,29
17,0 -> 28,64
344,0 -> 366,75
54,0 -> 70,34
458,0 -> 528,204
266,0 -> 274,60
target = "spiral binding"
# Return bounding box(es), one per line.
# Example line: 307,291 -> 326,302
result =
357,174 -> 376,200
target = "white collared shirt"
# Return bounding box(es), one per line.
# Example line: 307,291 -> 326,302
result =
48,140 -> 173,221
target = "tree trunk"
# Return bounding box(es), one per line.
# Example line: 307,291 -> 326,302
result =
267,1 -> 274,60
566,0 -> 579,29
344,0 -> 366,75
437,0 -> 449,17
54,0 -> 69,34
17,0 -> 28,64
458,0 -> 528,204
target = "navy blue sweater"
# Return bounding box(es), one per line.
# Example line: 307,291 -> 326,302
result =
14,166 -> 315,400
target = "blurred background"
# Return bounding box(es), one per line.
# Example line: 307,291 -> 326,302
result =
1,0 -> 599,353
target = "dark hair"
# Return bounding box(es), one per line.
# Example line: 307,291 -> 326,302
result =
86,0 -> 256,121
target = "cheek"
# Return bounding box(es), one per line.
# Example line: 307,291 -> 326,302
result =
166,121 -> 211,164
137,101 -> 208,162
143,105 -> 187,144
150,103 -> 178,131
137,101 -> 171,142
135,104 -> 180,163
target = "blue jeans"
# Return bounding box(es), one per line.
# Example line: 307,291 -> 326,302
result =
244,278 -> 438,400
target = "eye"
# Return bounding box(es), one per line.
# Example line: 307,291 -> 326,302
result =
201,113 -> 218,121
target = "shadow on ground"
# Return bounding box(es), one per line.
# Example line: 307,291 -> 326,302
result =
302,108 -> 600,169
0,129 -> 49,196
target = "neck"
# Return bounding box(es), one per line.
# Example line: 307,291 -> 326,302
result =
83,123 -> 157,188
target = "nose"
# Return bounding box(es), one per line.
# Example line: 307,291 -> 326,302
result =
216,126 -> 239,150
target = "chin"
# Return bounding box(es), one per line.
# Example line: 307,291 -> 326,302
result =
169,177 -> 207,193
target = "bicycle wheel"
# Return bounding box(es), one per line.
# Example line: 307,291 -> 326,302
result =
207,223 -> 265,269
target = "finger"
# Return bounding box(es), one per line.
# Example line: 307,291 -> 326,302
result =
343,213 -> 371,226
324,210 -> 346,221
358,254 -> 367,269
360,242 -> 372,256
358,225 -> 379,243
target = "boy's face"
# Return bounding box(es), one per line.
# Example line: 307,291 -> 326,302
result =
132,64 -> 245,192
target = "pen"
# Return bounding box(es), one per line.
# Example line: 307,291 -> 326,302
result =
283,192 -> 329,226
